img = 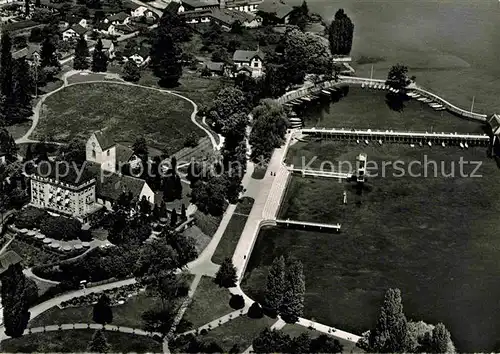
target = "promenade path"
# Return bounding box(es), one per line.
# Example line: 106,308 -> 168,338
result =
23,323 -> 161,337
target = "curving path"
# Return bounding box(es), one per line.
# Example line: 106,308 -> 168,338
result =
16,71 -> 222,151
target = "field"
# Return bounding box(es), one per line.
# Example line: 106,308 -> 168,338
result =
182,276 -> 233,328
34,83 -> 201,153
243,141 -> 500,352
301,86 -> 486,133
1,330 -> 162,353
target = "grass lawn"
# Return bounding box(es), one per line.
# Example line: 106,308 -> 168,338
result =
212,198 -> 254,264
281,324 -> 364,354
301,86 -> 486,133
1,330 -> 162,353
196,315 -> 276,352
182,225 -> 211,255
193,211 -> 222,238
182,276 -> 233,328
34,83 -> 200,154
251,166 -> 267,180
30,293 -> 163,329
245,141 -> 500,352
5,120 -> 31,140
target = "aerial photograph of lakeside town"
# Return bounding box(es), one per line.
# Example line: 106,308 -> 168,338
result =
0,0 -> 499,352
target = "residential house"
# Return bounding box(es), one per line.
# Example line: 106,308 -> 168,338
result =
101,39 -> 115,59
62,24 -> 89,41
210,8 -> 261,28
224,0 -> 262,13
39,0 -> 66,13
232,48 -> 264,77
128,46 -> 150,66
178,0 -> 219,13
86,129 -> 117,173
30,162 -> 102,222
105,11 -> 131,25
204,61 -> 225,76
123,2 -> 154,18
256,0 -> 293,24
96,22 -> 116,36
12,46 -> 41,65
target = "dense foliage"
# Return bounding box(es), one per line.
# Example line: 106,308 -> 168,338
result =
92,38 -> 108,72
1,264 -> 31,337
73,34 -> 89,70
253,328 -> 343,353
214,257 -> 237,288
328,9 -> 354,55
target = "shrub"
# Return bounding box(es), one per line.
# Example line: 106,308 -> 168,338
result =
183,132 -> 199,148
15,207 -> 46,229
248,302 -> 264,319
40,215 -> 82,241
200,329 -> 208,335
229,294 -> 245,310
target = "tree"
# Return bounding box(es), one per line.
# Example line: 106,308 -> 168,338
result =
289,0 -> 309,31
136,238 -> 180,277
280,259 -> 305,323
150,27 -> 183,87
250,99 -> 288,162
208,87 -> 249,134
58,138 -> 85,165
12,58 -> 34,121
265,255 -> 285,315
290,332 -> 311,353
427,323 -> 452,353
162,229 -> 197,266
139,195 -> 151,215
170,208 -> 178,227
214,257 -> 237,288
2,264 -> 30,337
122,60 -> 141,82
369,288 -> 410,353
253,328 -> 291,353
92,294 -> 113,325
142,308 -> 174,335
180,204 -> 187,220
35,0 -> 40,7
0,30 -> 14,99
88,330 -> 110,353
0,129 -> 18,160
328,9 -> 354,55
386,64 -> 412,90
229,294 -> 245,309
132,136 -> 148,163
29,27 -> 43,42
211,47 -> 229,63
92,38 -> 108,72
191,176 -> 226,216
73,35 -> 89,70
310,334 -> 343,353
248,302 -> 264,319
40,36 -> 58,68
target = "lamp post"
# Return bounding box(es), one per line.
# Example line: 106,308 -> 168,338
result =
34,54 -> 40,99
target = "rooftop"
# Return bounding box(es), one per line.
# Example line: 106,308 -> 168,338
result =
107,11 -> 130,22
210,8 -> 256,25
65,23 -> 89,36
93,129 -> 115,150
33,161 -> 96,186
206,61 -> 225,71
101,39 -> 113,50
257,0 -> 293,19
233,48 -> 264,62
181,0 -> 219,8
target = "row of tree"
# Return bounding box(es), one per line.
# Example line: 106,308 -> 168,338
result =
74,35 -> 108,72
328,9 -> 354,56
265,256 -> 305,323
253,328 -> 343,353
366,288 -> 454,353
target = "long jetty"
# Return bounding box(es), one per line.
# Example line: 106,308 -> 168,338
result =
275,219 -> 342,232
301,127 -> 490,146
288,167 -> 353,179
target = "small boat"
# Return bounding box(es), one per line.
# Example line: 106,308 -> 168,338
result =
428,141 -> 432,147
379,139 -> 383,145
419,141 -> 423,147
356,139 -> 360,144
417,97 -> 427,102
321,89 -> 331,95
361,84 -> 365,89
365,140 -> 369,145
460,142 -> 464,149
442,142 -> 446,147
410,143 -> 415,148
464,142 -> 469,149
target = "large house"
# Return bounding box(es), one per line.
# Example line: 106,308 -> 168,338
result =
101,39 -> 115,59
257,0 -> 293,23
86,130 -> 117,173
124,2 -> 154,18
30,162 -> 101,222
178,0 -> 220,13
232,48 -> 264,77
105,12 -> 131,25
62,24 -> 89,41
223,0 -> 262,13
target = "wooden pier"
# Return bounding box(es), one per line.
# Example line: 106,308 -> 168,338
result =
275,219 -> 341,232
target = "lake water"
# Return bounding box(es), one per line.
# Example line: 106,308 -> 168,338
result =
280,0 -> 500,351
292,0 -> 500,113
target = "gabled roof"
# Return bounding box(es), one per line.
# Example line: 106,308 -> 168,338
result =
34,161 -> 96,186
206,61 -> 224,72
0,251 -> 22,275
107,11 -> 130,22
489,114 -> 500,135
97,172 -> 148,202
65,23 -> 88,36
116,144 -> 134,164
257,0 -> 293,19
131,46 -> 150,59
181,0 -> 219,8
93,129 -> 115,150
232,49 -> 264,62
97,22 -> 114,30
237,65 -> 253,73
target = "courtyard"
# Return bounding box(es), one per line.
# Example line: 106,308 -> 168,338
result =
33,83 -> 202,154
243,141 -> 500,352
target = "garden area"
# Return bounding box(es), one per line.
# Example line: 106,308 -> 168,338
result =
2,330 -> 162,353
33,83 -> 202,153
245,141 -> 500,352
182,276 -> 233,328
300,86 -> 486,133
